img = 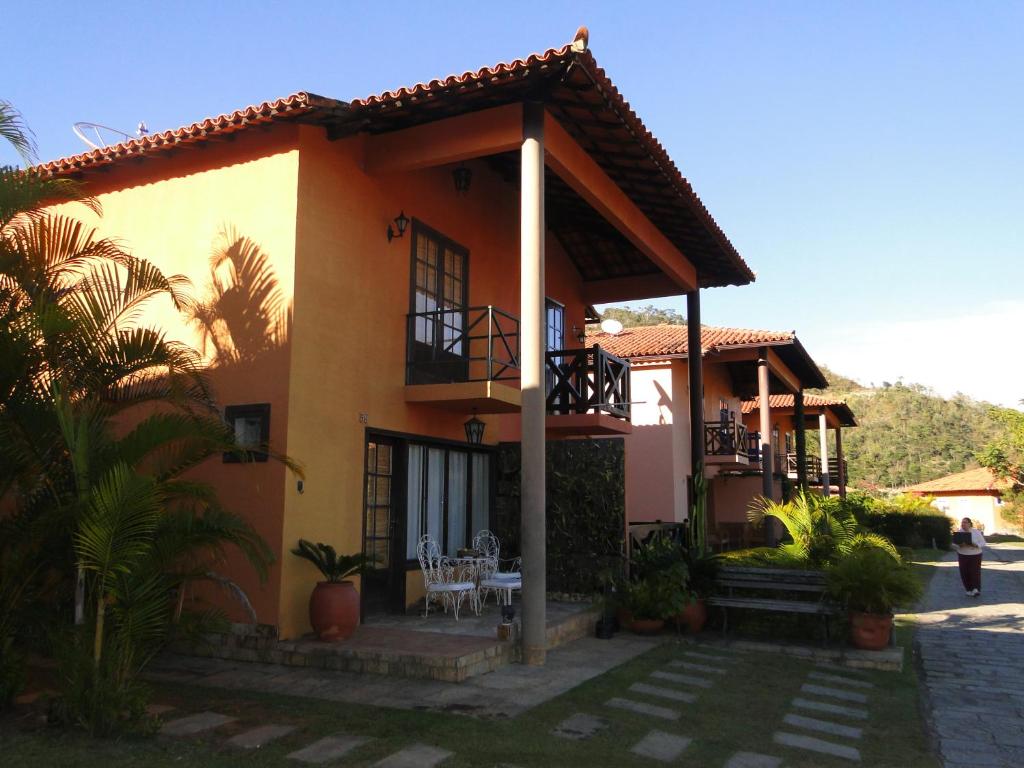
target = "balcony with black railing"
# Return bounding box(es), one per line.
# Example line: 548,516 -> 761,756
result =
704,419 -> 752,467
404,306 -> 522,413
544,344 -> 632,434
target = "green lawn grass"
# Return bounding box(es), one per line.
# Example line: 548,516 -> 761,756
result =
2,637 -> 938,768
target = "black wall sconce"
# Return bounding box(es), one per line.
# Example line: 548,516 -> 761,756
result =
464,414 -> 485,445
452,162 -> 472,194
386,210 -> 410,242
572,323 -> 586,345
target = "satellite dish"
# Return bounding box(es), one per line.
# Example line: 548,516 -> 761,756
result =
600,318 -> 624,336
72,122 -> 139,150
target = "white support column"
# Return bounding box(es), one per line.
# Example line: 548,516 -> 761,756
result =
520,102 -> 546,666
818,412 -> 831,496
757,351 -> 774,545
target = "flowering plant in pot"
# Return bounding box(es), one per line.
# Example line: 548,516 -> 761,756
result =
826,547 -> 922,650
291,540 -> 372,642
626,536 -> 689,634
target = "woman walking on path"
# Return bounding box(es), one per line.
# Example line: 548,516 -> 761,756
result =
953,517 -> 985,596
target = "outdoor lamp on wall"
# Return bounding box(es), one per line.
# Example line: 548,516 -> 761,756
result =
464,415 -> 485,445
386,210 -> 410,242
772,424 -> 780,446
572,323 -> 586,345
452,163 -> 472,194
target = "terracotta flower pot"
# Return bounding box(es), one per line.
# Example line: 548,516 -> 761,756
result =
309,581 -> 359,641
849,611 -> 893,650
675,598 -> 708,635
616,607 -> 633,631
630,617 -> 665,635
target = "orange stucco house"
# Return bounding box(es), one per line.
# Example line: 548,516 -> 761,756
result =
590,324 -> 855,547
907,467 -> 1019,534
39,34 -> 754,644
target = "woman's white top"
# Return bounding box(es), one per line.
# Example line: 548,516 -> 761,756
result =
955,529 -> 986,556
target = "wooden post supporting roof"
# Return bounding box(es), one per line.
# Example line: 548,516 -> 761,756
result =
686,290 -> 704,520
818,413 -> 831,497
519,102 -> 546,667
794,390 -> 808,492
757,351 -> 775,546
835,427 -> 847,499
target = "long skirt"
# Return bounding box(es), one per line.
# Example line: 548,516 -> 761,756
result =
957,553 -> 982,592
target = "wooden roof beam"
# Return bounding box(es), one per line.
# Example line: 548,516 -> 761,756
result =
542,110 -> 698,293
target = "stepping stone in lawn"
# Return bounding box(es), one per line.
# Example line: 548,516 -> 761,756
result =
807,671 -> 875,689
605,697 -> 680,721
161,711 -> 236,737
650,670 -> 713,688
773,731 -> 861,762
287,734 -> 369,764
145,704 -> 175,717
630,730 -> 692,762
628,682 -> 697,704
552,713 -> 608,740
668,660 -> 727,675
724,752 -> 783,768
800,683 -> 868,704
783,713 -> 863,739
682,650 -> 734,663
792,697 -> 869,720
374,743 -> 453,768
227,724 -> 297,749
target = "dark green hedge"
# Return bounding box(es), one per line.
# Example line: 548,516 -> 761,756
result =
493,438 -> 625,595
860,512 -> 953,549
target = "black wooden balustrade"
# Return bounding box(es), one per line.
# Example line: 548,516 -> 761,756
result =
545,344 -> 631,420
704,419 -> 750,458
747,430 -> 762,463
406,306 -> 519,384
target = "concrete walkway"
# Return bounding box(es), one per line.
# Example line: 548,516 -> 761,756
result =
912,544 -> 1024,768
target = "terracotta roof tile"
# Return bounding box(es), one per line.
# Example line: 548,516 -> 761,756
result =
905,467 -> 1014,495
588,324 -> 794,359
37,93 -> 342,175
741,394 -> 846,412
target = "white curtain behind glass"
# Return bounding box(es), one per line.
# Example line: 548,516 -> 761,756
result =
426,447 -> 445,547
471,453 -> 490,537
447,451 -> 468,555
406,445 -> 424,559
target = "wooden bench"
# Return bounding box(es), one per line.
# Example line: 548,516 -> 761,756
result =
708,565 -> 841,643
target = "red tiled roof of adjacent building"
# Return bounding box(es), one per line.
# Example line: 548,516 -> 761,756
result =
33,36 -> 753,288
588,324 -> 794,359
905,467 -> 1014,495
741,394 -> 857,427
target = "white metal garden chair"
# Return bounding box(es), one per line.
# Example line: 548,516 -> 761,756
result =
472,530 -> 522,607
416,534 -> 477,620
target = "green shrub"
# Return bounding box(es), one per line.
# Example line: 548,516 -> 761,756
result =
826,548 -> 923,615
860,512 -> 952,549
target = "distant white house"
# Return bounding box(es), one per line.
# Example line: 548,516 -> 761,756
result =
906,467 -> 1018,533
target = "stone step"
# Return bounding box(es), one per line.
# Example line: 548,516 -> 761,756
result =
792,697 -> 869,720
628,682 -> 697,704
287,734 -> 369,764
227,724 -> 297,749
650,670 -> 713,688
605,697 -> 681,721
808,671 -> 875,689
630,729 -> 692,762
724,752 -> 783,768
783,713 -> 863,740
668,660 -> 728,675
374,743 -> 453,768
800,683 -> 869,704
160,712 -> 236,737
552,713 -> 607,740
773,731 -> 861,762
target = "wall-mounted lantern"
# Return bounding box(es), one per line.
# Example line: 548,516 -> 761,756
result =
452,163 -> 472,194
464,414 -> 485,445
386,210 -> 410,243
572,323 -> 586,345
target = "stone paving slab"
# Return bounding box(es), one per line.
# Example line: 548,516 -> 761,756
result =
650,670 -> 713,688
783,712 -> 863,739
160,711 -> 236,736
227,724 -> 297,749
724,752 -> 783,768
912,545 -> 1024,768
800,682 -> 868,704
374,743 -> 453,768
792,697 -> 869,720
668,660 -> 728,674
774,730 -> 861,761
287,734 -> 369,764
605,697 -> 681,721
630,729 -> 692,762
682,650 -> 735,663
807,670 -> 874,689
551,712 -> 607,740
145,703 -> 176,716
628,681 -> 697,704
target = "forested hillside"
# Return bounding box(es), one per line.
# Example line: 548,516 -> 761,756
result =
811,368 -> 1012,489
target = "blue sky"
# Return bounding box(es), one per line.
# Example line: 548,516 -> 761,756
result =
4,1 -> 1022,406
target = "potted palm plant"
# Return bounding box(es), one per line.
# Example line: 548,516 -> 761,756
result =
826,547 -> 923,650
291,540 -> 371,642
